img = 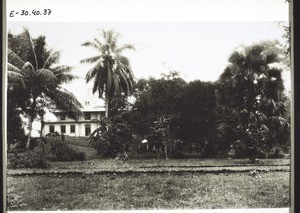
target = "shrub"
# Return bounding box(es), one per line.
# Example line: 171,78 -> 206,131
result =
7,151 -> 50,169
89,118 -> 133,157
267,147 -> 285,159
29,137 -> 40,150
46,137 -> 86,161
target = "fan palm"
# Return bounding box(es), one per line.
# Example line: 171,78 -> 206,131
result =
217,41 -> 290,161
81,29 -> 135,118
7,29 -> 83,150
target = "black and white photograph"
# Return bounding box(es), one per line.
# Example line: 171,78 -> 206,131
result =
4,0 -> 293,212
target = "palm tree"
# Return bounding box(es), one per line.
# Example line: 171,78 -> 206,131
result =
216,40 -> 290,161
80,29 -> 135,118
7,29 -> 83,150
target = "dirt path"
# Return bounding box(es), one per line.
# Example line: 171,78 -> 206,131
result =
7,164 -> 290,176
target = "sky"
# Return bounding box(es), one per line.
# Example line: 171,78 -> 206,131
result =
8,21 -> 290,101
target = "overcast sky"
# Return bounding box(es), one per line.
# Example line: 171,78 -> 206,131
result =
8,21 -> 290,101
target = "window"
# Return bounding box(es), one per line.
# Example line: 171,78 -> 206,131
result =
85,112 -> 91,120
61,125 -> 66,134
49,125 -> 55,133
85,125 -> 91,136
70,125 -> 76,133
61,114 -> 66,120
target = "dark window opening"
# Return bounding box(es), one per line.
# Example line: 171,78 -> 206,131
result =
85,125 -> 91,136
49,125 -> 55,133
70,125 -> 76,133
61,125 -> 66,134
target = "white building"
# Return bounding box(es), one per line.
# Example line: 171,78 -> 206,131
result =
42,90 -> 105,137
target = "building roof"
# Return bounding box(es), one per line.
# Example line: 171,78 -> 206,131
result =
45,88 -> 105,120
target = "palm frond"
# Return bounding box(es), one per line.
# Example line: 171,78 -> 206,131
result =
93,38 -> 102,48
7,71 -> 24,84
21,62 -> 35,77
23,28 -> 39,70
7,63 -> 22,73
35,68 -> 58,83
81,41 -> 100,50
43,87 -> 83,120
80,55 -> 101,64
52,65 -> 73,74
116,44 -> 136,53
7,49 -> 25,69
85,61 -> 103,83
93,70 -> 105,96
43,51 -> 60,69
51,65 -> 76,84
56,73 -> 78,84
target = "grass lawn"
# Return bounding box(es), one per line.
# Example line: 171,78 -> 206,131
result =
7,171 -> 289,210
47,157 -> 290,171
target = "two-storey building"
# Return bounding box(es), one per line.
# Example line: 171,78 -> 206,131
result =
42,94 -> 105,137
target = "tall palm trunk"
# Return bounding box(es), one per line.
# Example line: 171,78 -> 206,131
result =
26,116 -> 34,150
25,96 -> 37,150
105,94 -> 109,118
40,115 -> 45,138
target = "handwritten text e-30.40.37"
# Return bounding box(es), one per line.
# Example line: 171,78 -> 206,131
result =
10,9 -> 52,17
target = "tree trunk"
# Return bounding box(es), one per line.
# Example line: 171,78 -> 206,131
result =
105,94 -> 109,118
40,115 -> 45,138
25,116 -> 34,150
164,141 -> 168,160
26,96 -> 37,150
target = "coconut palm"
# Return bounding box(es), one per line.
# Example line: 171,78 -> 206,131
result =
7,29 -> 83,150
80,29 -> 135,118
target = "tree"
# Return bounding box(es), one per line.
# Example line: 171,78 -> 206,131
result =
7,88 -> 27,150
88,118 -> 133,157
216,41 -> 290,161
125,72 -> 187,158
176,80 -> 217,156
130,73 -> 186,137
81,29 -> 135,118
7,29 -> 83,150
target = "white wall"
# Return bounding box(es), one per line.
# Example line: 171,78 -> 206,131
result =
43,122 -> 99,137
43,111 -> 103,137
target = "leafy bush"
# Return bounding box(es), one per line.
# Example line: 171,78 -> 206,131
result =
266,147 -> 285,159
46,137 -> 86,161
89,118 -> 133,157
147,116 -> 185,159
7,151 -> 50,169
29,137 -> 41,150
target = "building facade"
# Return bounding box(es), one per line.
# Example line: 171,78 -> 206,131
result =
42,91 -> 105,137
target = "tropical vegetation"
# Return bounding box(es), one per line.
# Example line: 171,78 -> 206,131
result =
216,41 -> 290,161
80,29 -> 135,118
7,29 -> 83,150
6,29 -> 291,163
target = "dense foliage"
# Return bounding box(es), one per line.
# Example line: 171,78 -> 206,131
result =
7,151 -> 50,169
7,28 -> 290,163
88,118 -> 133,157
46,137 -> 86,161
176,80 -> 217,157
8,29 -> 83,150
216,41 -> 290,161
106,72 -> 220,158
